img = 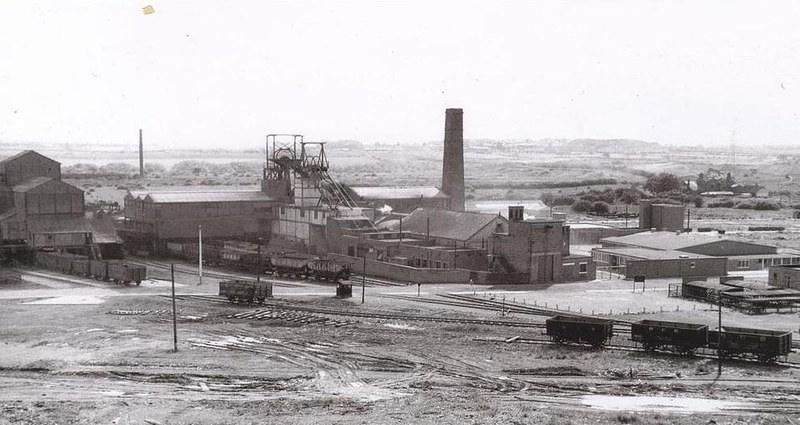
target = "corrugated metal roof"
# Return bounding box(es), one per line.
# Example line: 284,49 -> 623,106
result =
12,176 -> 55,192
389,207 -> 506,241
601,231 -> 743,251
128,190 -> 274,204
594,247 -> 713,260
350,186 -> 449,200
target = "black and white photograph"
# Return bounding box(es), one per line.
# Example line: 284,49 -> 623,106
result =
1,1 -> 799,424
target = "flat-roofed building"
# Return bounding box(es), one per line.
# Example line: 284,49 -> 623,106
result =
350,186 -> 449,213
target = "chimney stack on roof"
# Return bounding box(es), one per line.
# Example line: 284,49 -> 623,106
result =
442,108 -> 465,211
508,205 -> 524,222
138,129 -> 144,178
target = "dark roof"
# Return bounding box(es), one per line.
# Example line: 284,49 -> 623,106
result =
350,186 -> 449,200
391,208 -> 506,241
128,190 -> 274,204
0,150 -> 58,169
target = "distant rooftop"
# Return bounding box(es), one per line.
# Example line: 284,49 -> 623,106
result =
601,231 -> 745,251
128,190 -> 274,204
594,247 -> 714,260
350,186 -> 448,200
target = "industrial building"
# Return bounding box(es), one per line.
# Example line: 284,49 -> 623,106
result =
0,150 -> 121,258
593,230 -> 800,279
638,200 -> 685,231
349,186 -> 449,213
121,190 -> 275,253
117,108 -> 596,285
327,205 -> 595,284
768,265 -> 800,289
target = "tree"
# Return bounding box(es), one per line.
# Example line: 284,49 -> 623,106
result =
644,173 -> 681,194
572,200 -> 592,213
591,201 -> 610,215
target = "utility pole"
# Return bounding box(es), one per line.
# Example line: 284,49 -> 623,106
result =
198,224 -> 203,286
257,237 -> 262,284
171,264 -> 178,352
718,296 -> 723,375
686,209 -> 691,230
361,256 -> 366,304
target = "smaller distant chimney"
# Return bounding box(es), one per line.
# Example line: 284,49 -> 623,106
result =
138,129 -> 144,178
508,205 -> 524,222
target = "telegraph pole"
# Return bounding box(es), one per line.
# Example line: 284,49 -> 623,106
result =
361,256 -> 366,304
256,237 -> 262,284
171,264 -> 178,352
718,295 -> 723,375
198,224 -> 203,286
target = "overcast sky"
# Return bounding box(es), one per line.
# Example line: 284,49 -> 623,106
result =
1,1 -> 799,149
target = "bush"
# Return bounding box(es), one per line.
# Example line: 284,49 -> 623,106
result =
735,202 -> 753,209
707,200 -> 735,208
572,200 -> 592,212
753,201 -> 781,210
591,201 -> 610,214
693,195 -> 704,208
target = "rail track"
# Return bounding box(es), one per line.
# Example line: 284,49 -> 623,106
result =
132,257 -> 409,289
381,293 -> 634,335
177,294 -> 547,328
476,336 -> 800,369
130,258 -> 307,288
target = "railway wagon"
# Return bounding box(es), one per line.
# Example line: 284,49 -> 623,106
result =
546,315 -> 614,347
107,262 -> 146,285
35,251 -> 73,274
238,252 -> 272,274
89,259 -> 109,279
308,259 -> 352,282
271,254 -> 313,277
219,279 -> 272,303
708,327 -> 793,363
631,320 -> 708,354
35,251 -> 145,285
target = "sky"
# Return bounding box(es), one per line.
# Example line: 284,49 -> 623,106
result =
1,1 -> 799,149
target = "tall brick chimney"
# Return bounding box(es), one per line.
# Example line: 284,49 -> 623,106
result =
442,108 -> 465,211
138,129 -> 144,178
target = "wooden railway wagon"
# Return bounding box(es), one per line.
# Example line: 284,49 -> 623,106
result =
307,259 -> 352,282
238,252 -> 272,274
708,326 -> 793,363
35,251 -> 146,285
546,315 -> 614,347
631,320 -> 708,354
219,279 -> 272,303
270,254 -> 313,277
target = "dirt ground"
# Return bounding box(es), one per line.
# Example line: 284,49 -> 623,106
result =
1,265 -> 799,425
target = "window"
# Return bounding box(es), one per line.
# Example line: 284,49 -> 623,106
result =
280,206 -> 285,215
314,210 -> 318,219
435,261 -> 441,268
300,209 -> 305,217
737,260 -> 750,269
579,262 -> 587,274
